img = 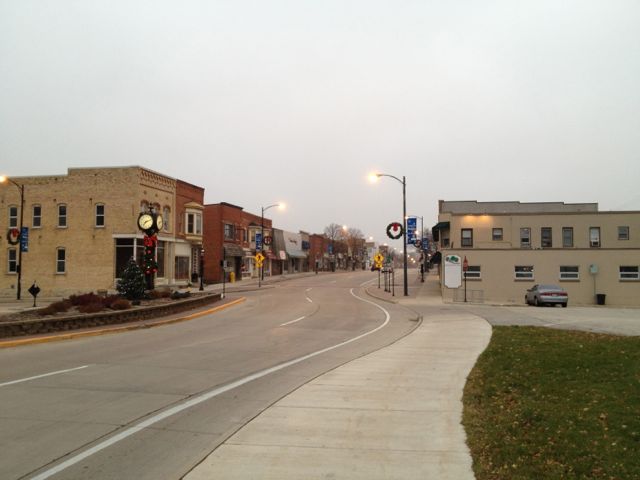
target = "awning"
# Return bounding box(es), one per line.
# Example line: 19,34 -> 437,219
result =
431,221 -> 450,242
223,243 -> 244,257
287,252 -> 307,259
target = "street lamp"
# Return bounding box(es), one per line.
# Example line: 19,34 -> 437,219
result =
260,202 -> 285,282
369,172 -> 408,296
199,248 -> 205,291
0,175 -> 24,300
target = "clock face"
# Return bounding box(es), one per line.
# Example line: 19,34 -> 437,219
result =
155,215 -> 163,230
138,214 -> 154,231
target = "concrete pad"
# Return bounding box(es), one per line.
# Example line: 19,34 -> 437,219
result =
188,444 -> 474,480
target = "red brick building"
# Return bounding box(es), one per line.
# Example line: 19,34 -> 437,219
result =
202,202 -> 272,283
175,180 -> 205,283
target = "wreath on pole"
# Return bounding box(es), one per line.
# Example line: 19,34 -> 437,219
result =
386,222 -> 404,240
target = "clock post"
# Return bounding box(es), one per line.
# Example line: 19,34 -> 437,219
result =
137,210 -> 163,291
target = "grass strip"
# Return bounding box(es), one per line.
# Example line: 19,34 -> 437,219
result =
463,326 -> 640,480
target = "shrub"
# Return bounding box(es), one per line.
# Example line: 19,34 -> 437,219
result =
69,292 -> 102,306
38,305 -> 58,316
146,289 -> 164,300
171,291 -> 191,300
101,294 -> 122,309
51,300 -> 72,313
77,303 -> 104,314
110,298 -> 131,310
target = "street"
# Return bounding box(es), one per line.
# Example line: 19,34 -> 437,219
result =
0,272 -> 418,480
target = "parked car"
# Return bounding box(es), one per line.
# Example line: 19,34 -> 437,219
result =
525,284 -> 568,307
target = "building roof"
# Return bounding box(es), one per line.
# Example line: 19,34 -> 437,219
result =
439,200 -> 598,215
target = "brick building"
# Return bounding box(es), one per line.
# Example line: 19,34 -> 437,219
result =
1,167 -> 204,298
202,203 -> 272,283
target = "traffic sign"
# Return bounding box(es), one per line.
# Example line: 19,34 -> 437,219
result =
374,253 -> 384,264
255,252 -> 265,263
263,235 -> 272,245
463,256 -> 469,272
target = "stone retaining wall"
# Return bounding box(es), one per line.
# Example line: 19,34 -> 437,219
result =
0,293 -> 223,338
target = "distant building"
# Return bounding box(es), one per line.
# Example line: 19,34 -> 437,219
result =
0,167 -> 204,298
433,200 -> 640,306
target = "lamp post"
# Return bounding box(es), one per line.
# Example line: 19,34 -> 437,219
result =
1,175 -> 24,300
370,173 -> 408,296
260,203 -> 284,282
199,247 -> 205,291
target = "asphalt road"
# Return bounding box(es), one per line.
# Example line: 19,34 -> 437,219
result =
0,272 -> 419,480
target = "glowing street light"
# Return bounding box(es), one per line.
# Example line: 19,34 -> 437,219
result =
369,172 -> 408,296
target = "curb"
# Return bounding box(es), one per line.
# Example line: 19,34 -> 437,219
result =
364,285 -> 398,304
0,297 -> 246,349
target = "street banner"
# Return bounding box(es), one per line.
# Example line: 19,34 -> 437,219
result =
20,227 -> 29,252
255,232 -> 262,251
407,217 -> 417,242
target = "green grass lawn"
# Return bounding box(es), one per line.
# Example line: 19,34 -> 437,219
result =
463,326 -> 640,480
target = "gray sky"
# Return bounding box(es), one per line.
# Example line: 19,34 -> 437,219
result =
2,1 -> 639,249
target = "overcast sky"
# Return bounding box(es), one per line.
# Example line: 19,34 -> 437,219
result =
1,1 -> 639,248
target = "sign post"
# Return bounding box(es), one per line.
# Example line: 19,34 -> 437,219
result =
463,256 -> 469,303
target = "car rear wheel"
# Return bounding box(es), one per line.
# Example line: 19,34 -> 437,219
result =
534,297 -> 541,307
562,303 -> 567,308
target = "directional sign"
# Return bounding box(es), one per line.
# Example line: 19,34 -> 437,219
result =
386,222 -> 403,240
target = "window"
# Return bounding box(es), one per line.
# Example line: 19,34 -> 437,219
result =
186,212 -> 202,235
562,227 -> 573,248
492,228 -> 503,241
8,248 -> 17,273
8,206 -> 18,228
58,204 -> 67,228
140,201 -> 149,213
115,238 -> 135,278
560,266 -> 580,280
589,227 -> 601,247
224,223 -> 235,240
520,228 -> 531,248
175,256 -> 190,280
56,248 -> 66,274
163,207 -> 170,232
619,266 -> 639,281
32,205 -> 41,228
95,204 -> 105,227
461,229 -> 473,247
156,241 -> 165,278
515,265 -> 534,280
618,226 -> 630,241
242,228 -> 248,242
465,265 -> 481,279
541,227 -> 552,248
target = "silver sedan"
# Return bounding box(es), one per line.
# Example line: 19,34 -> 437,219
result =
525,284 -> 568,307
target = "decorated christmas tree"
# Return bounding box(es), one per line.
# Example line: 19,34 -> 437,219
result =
116,257 -> 146,300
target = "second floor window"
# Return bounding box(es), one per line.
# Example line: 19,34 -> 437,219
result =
58,204 -> 67,228
95,204 -> 105,227
163,207 -> 170,232
541,227 -> 552,248
186,212 -> 202,235
32,205 -> 41,228
618,226 -> 630,241
492,228 -> 503,241
590,227 -> 601,248
461,229 -> 473,247
224,223 -> 235,240
562,227 -> 573,247
520,228 -> 531,248
9,206 -> 18,228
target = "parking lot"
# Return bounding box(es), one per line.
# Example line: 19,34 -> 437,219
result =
464,303 -> 640,336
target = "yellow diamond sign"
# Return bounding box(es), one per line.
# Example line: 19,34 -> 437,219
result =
255,252 -> 265,263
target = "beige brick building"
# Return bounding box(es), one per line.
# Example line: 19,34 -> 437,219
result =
1,167 -> 204,298
433,200 -> 640,306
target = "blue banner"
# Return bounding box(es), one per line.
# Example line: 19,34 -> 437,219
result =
407,217 -> 417,242
255,233 -> 263,251
20,227 -> 29,252
422,238 -> 429,251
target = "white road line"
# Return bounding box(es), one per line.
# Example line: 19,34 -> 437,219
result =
305,288 -> 313,303
0,365 -> 90,388
359,278 -> 377,287
29,289 -> 390,480
280,316 -> 307,327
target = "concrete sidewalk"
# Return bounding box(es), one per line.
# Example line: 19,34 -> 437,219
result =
184,275 -> 491,479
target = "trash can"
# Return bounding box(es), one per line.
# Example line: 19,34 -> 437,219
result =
596,294 -> 606,305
